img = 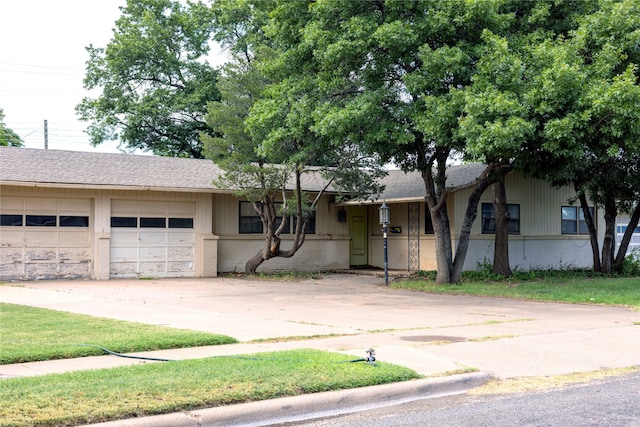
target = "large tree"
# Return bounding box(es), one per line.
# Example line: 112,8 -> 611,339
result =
0,107 -> 23,147
249,0 -> 598,283
76,0 -> 220,157
461,0 -> 640,274
205,2 -> 384,273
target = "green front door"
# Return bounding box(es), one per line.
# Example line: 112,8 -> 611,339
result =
349,206 -> 368,266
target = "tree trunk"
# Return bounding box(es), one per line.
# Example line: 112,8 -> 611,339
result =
423,160 -> 453,284
492,178 -> 512,276
245,248 -> 268,274
432,207 -> 453,284
613,201 -> 640,272
451,163 -> 511,283
576,185 -> 601,272
601,196 -> 617,274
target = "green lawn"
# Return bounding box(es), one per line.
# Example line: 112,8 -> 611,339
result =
0,303 -> 421,426
0,349 -> 420,427
0,303 -> 237,364
393,274 -> 640,309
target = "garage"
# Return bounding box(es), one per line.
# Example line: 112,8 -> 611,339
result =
109,200 -> 196,278
0,196 -> 92,280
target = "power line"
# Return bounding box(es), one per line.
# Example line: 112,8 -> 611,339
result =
0,62 -> 84,71
0,68 -> 83,77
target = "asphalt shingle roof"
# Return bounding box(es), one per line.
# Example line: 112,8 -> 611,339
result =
372,163 -> 488,202
0,147 -> 486,199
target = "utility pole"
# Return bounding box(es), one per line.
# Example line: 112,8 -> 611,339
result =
44,119 -> 48,149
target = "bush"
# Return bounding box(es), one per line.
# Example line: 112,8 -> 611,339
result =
623,247 -> 640,276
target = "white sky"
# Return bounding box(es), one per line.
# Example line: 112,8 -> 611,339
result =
1,1 -> 227,154
1,1 -> 128,152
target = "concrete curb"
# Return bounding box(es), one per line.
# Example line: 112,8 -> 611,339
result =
88,371 -> 493,427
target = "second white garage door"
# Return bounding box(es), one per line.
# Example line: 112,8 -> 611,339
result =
110,200 -> 196,278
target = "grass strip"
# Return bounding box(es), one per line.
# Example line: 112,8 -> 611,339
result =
393,277 -> 640,308
0,303 -> 237,364
0,349 -> 420,427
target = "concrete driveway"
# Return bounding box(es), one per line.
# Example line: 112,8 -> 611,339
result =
1,273 -> 639,378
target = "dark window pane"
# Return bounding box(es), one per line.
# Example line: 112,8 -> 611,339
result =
274,216 -> 290,234
140,217 -> 166,228
562,206 -> 577,221
169,218 -> 193,229
481,203 -> 495,234
562,220 -> 577,234
579,220 -> 590,235
1,214 -> 23,226
578,207 -> 594,235
508,204 -> 520,234
425,205 -> 434,234
239,201 -> 263,233
26,215 -> 56,226
239,217 -> 263,233
111,217 -> 137,228
305,215 -> 316,234
482,203 -> 520,234
483,218 -> 496,233
60,216 -> 89,227
293,212 -> 316,235
507,204 -> 520,219
508,218 -> 520,234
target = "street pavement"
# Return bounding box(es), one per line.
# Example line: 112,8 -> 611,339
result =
1,273 -> 639,426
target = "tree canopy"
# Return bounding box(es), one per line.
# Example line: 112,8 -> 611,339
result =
76,0 -> 220,157
204,1 -> 385,273
236,0 -> 608,283
460,0 -> 640,273
0,107 -> 24,147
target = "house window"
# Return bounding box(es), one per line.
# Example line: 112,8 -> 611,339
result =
482,203 -> 520,234
26,215 -> 57,227
425,205 -> 434,234
562,206 -> 594,234
111,217 -> 137,227
140,217 -> 167,228
293,211 -> 316,234
0,214 -> 23,226
239,201 -> 315,234
60,216 -> 89,227
239,202 -> 263,233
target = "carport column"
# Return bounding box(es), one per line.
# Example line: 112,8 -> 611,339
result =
93,194 -> 111,280
94,234 -> 111,280
198,233 -> 219,277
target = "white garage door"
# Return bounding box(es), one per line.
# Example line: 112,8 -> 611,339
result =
110,200 -> 195,278
0,197 -> 92,280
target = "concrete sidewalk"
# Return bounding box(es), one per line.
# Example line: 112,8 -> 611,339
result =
2,273 -> 639,425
